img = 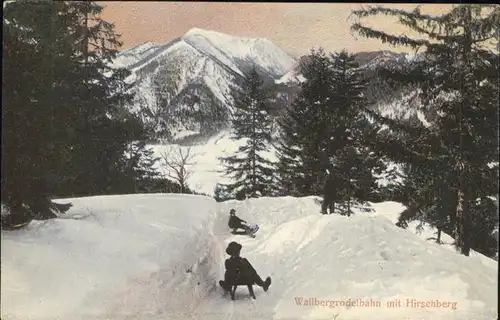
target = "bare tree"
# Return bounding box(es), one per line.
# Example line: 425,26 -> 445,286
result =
160,145 -> 195,193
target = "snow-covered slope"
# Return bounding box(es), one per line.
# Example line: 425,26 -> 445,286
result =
113,28 -> 295,139
356,50 -> 423,71
183,28 -> 294,77
1,194 -> 220,320
111,41 -> 163,70
2,195 -> 497,320
275,66 -> 306,84
195,197 -> 497,320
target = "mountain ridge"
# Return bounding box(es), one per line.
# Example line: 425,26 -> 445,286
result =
113,28 -> 296,141
114,28 -> 420,142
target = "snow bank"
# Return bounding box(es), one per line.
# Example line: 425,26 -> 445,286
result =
1,194 -> 220,320
195,197 -> 498,320
368,201 -> 498,270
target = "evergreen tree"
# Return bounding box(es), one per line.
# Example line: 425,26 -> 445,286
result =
121,141 -> 161,193
351,4 -> 499,256
63,1 -> 139,196
219,69 -> 276,199
275,49 -> 334,196
2,1 -> 145,228
323,50 -> 386,215
213,183 -> 231,202
274,100 -> 307,197
275,48 -> 384,207
3,1 -> 79,222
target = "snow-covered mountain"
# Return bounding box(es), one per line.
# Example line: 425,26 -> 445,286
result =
354,50 -> 422,70
275,65 -> 305,84
275,50 -> 420,85
113,28 -> 295,141
114,28 -> 431,141
276,50 -> 432,127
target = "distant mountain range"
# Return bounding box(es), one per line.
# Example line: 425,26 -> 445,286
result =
113,28 -> 425,142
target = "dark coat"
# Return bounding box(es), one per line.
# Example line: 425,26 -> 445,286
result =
224,256 -> 257,284
228,215 -> 246,229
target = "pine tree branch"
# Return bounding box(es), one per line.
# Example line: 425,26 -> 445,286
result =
351,23 -> 430,50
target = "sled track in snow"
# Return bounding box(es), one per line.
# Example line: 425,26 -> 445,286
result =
191,231 -> 235,320
191,205 -> 275,320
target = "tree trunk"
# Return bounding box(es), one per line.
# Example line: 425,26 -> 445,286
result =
455,184 -> 471,256
251,102 -> 257,196
180,168 -> 185,194
454,7 -> 472,257
437,228 -> 442,244
329,201 -> 335,215
321,200 -> 328,215
347,194 -> 351,217
82,5 -> 91,195
83,9 -> 89,66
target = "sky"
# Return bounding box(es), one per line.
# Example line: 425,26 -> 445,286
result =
99,2 -> 455,57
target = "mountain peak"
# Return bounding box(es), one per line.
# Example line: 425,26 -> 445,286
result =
183,27 -> 273,45
184,27 -> 216,37
183,27 -> 208,37
183,27 -> 236,41
181,27 -> 294,77
113,28 -> 296,139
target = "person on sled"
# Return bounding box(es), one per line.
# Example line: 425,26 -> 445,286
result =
219,241 -> 271,294
228,208 -> 251,233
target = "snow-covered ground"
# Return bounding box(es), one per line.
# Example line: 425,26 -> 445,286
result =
150,129 -> 403,196
1,194 -> 220,320
2,194 -> 497,320
150,130 -> 278,196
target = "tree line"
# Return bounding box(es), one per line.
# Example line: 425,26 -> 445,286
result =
217,4 -> 499,258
